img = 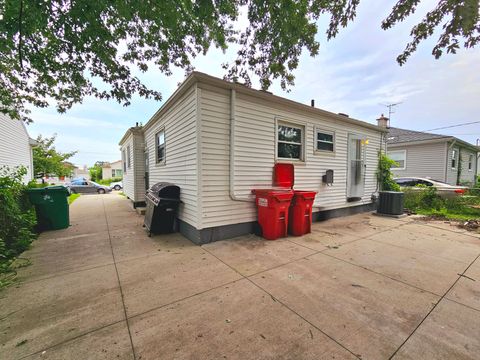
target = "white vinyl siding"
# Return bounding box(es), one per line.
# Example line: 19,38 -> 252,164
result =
120,134 -> 135,200
445,145 -> 477,185
144,84 -> 198,228
389,142 -> 447,183
458,148 -> 477,185
132,132 -> 146,201
119,131 -> 145,202
198,85 -> 381,229
127,146 -> 131,169
0,113 -> 33,184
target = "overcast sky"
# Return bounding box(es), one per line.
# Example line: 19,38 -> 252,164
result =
26,0 -> 480,166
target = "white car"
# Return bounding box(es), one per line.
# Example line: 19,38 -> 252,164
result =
109,181 -> 123,191
394,177 -> 468,199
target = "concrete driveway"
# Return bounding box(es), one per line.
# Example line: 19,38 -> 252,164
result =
1,194 -> 479,360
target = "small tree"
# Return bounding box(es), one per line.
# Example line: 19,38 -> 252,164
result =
89,165 -> 103,182
376,151 -> 401,192
33,134 -> 77,180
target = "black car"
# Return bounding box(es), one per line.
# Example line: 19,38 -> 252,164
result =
67,180 -> 112,194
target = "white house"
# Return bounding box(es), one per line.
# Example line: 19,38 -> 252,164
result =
0,112 -> 36,184
385,123 -> 479,186
119,72 -> 386,244
101,160 -> 123,180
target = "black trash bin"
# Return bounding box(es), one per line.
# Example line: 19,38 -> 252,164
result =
144,182 -> 181,236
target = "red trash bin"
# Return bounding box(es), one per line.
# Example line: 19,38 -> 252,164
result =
288,191 -> 317,236
253,189 -> 294,240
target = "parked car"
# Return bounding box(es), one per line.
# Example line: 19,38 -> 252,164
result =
110,181 -> 123,191
393,177 -> 468,199
66,179 -> 112,194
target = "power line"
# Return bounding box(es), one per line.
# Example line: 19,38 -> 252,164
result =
424,120 -> 480,132
435,133 -> 480,136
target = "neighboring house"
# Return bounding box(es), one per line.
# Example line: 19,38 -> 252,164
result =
0,112 -> 36,184
73,165 -> 91,180
119,125 -> 145,205
119,72 -> 385,244
101,160 -> 123,180
384,120 -> 479,186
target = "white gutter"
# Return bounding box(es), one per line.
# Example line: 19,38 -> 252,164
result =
229,89 -> 254,202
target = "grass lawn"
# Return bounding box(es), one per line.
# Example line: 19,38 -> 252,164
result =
68,193 -> 80,205
404,188 -> 480,222
415,206 -> 480,221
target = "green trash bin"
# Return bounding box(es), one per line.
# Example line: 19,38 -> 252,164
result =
27,186 -> 70,230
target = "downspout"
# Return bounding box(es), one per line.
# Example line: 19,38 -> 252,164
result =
229,88 -> 254,202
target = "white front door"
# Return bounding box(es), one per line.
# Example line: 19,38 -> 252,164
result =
347,134 -> 366,199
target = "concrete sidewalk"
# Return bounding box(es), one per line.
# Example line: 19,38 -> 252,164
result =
1,194 -> 479,359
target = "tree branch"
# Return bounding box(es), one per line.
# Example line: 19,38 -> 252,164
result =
18,0 -> 24,70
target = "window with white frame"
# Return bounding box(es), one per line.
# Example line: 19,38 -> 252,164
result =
451,149 -> 458,169
277,122 -> 304,160
112,169 -> 122,178
388,150 -> 406,170
122,150 -> 126,172
127,146 -> 131,169
156,129 -> 166,164
315,129 -> 335,152
468,154 -> 473,171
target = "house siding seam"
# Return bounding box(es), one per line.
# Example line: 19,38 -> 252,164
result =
199,84 -> 382,229
0,113 -> 33,184
143,84 -> 198,228
389,142 -> 447,182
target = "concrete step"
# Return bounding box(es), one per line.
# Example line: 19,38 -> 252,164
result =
136,207 -> 146,215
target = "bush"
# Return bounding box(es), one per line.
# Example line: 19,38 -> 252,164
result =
404,186 -> 480,221
0,166 -> 37,289
404,187 -> 442,211
97,177 -> 122,186
27,180 -> 49,188
376,152 -> 401,192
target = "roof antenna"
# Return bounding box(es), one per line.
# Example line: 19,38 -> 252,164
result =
380,102 -> 402,126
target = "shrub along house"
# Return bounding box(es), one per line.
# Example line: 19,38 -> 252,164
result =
119,72 -> 386,244
381,116 -> 479,186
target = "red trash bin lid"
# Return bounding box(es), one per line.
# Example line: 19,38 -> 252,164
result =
273,163 -> 294,188
293,190 -> 317,200
252,188 -> 293,201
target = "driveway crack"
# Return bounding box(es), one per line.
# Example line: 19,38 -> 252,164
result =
388,252 -> 480,359
102,198 -> 137,360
